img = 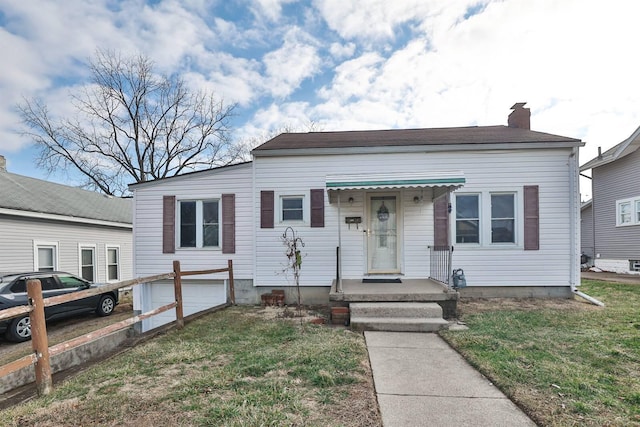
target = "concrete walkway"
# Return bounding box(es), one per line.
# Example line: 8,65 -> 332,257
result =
365,331 -> 536,427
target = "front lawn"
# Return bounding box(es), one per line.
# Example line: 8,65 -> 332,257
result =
2,307 -> 381,426
441,280 -> 640,426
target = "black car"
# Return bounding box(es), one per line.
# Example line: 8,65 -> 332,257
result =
0,271 -> 119,342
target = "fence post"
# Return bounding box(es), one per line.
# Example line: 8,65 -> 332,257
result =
172,261 -> 184,329
27,279 -> 52,396
228,259 -> 235,305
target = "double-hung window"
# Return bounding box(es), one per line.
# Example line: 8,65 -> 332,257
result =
616,196 -> 640,226
455,194 -> 480,243
281,196 -> 304,222
178,199 -> 220,248
79,246 -> 96,281
106,246 -> 120,281
34,241 -> 58,272
491,193 -> 515,243
455,191 -> 517,246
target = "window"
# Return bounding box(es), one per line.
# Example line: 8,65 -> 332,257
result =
34,242 -> 58,272
616,196 -> 640,226
80,246 -> 96,281
491,193 -> 515,243
281,196 -> 304,222
454,191 -> 519,246
178,199 -> 220,248
107,246 -> 120,281
619,201 -> 631,225
456,194 -> 479,243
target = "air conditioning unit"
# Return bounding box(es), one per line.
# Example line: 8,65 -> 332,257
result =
629,260 -> 640,272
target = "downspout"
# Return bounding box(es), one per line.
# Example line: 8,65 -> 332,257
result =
571,148 -> 605,306
569,147 -> 579,292
337,190 -> 343,293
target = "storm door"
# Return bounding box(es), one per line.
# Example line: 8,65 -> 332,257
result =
367,194 -> 400,273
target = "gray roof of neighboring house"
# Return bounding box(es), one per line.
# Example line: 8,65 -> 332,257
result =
580,124 -> 640,171
252,125 -> 582,153
0,169 -> 131,224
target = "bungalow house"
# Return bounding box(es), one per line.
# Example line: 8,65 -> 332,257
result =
580,126 -> 640,274
0,155 -> 133,282
130,103 -> 584,332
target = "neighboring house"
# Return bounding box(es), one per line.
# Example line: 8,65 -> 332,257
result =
131,103 -> 584,332
580,200 -> 594,266
0,155 -> 133,283
580,126 -> 640,274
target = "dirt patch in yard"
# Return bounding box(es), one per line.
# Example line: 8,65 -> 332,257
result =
457,296 -> 601,317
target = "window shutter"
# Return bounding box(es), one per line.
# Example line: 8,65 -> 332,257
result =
524,185 -> 539,250
222,194 -> 235,254
310,189 -> 325,228
260,191 -> 274,228
433,194 -> 449,246
162,195 -> 175,254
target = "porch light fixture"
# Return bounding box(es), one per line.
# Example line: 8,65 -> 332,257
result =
348,197 -> 354,205
413,196 -> 420,204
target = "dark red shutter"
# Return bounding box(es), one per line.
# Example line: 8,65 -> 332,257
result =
222,194 -> 235,254
260,191 -> 274,228
310,189 -> 325,228
162,195 -> 175,254
433,195 -> 449,246
524,185 -> 539,250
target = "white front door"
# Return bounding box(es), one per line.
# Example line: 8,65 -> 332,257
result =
367,194 -> 400,273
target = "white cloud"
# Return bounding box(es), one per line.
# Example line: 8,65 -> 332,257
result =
262,27 -> 321,98
250,0 -> 298,22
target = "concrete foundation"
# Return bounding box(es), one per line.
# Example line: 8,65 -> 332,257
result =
233,279 -> 330,305
459,286 -> 573,298
0,328 -> 132,395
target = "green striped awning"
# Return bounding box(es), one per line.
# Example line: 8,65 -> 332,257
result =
325,171 -> 465,191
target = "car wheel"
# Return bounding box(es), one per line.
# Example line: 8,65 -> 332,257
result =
96,294 -> 116,316
5,315 -> 32,342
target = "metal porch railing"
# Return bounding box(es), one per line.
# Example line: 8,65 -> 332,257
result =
428,245 -> 453,288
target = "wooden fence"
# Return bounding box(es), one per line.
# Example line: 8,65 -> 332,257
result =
0,260 -> 234,396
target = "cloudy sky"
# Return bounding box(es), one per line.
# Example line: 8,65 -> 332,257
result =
1,0 -> 639,199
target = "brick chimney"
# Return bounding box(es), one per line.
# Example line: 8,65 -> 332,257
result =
0,155 -> 6,172
508,102 -> 530,130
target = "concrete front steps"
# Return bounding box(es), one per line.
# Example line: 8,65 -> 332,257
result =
349,302 -> 449,332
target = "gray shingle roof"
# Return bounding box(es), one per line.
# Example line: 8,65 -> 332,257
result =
0,170 -> 131,224
252,125 -> 582,152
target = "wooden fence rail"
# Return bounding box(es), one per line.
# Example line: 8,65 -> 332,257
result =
0,260 -> 234,396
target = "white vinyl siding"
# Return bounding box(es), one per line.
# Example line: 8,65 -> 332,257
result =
254,148 -> 575,288
131,163 -> 253,279
0,219 -> 131,282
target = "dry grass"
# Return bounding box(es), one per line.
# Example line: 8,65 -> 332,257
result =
2,306 -> 382,427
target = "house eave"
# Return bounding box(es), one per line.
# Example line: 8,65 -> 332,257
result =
252,141 -> 583,157
580,124 -> 640,171
0,207 -> 133,229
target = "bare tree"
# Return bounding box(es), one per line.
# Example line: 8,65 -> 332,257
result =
19,50 -> 239,195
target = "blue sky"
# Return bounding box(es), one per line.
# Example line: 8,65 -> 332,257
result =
1,0 -> 640,200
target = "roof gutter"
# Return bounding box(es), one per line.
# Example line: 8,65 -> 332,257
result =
252,141 -> 584,157
0,208 -> 132,229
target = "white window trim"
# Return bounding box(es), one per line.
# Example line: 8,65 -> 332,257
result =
279,194 -> 307,224
453,190 -> 522,249
78,244 -> 97,282
106,245 -> 121,282
616,196 -> 640,227
33,241 -> 59,271
177,199 -> 222,249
